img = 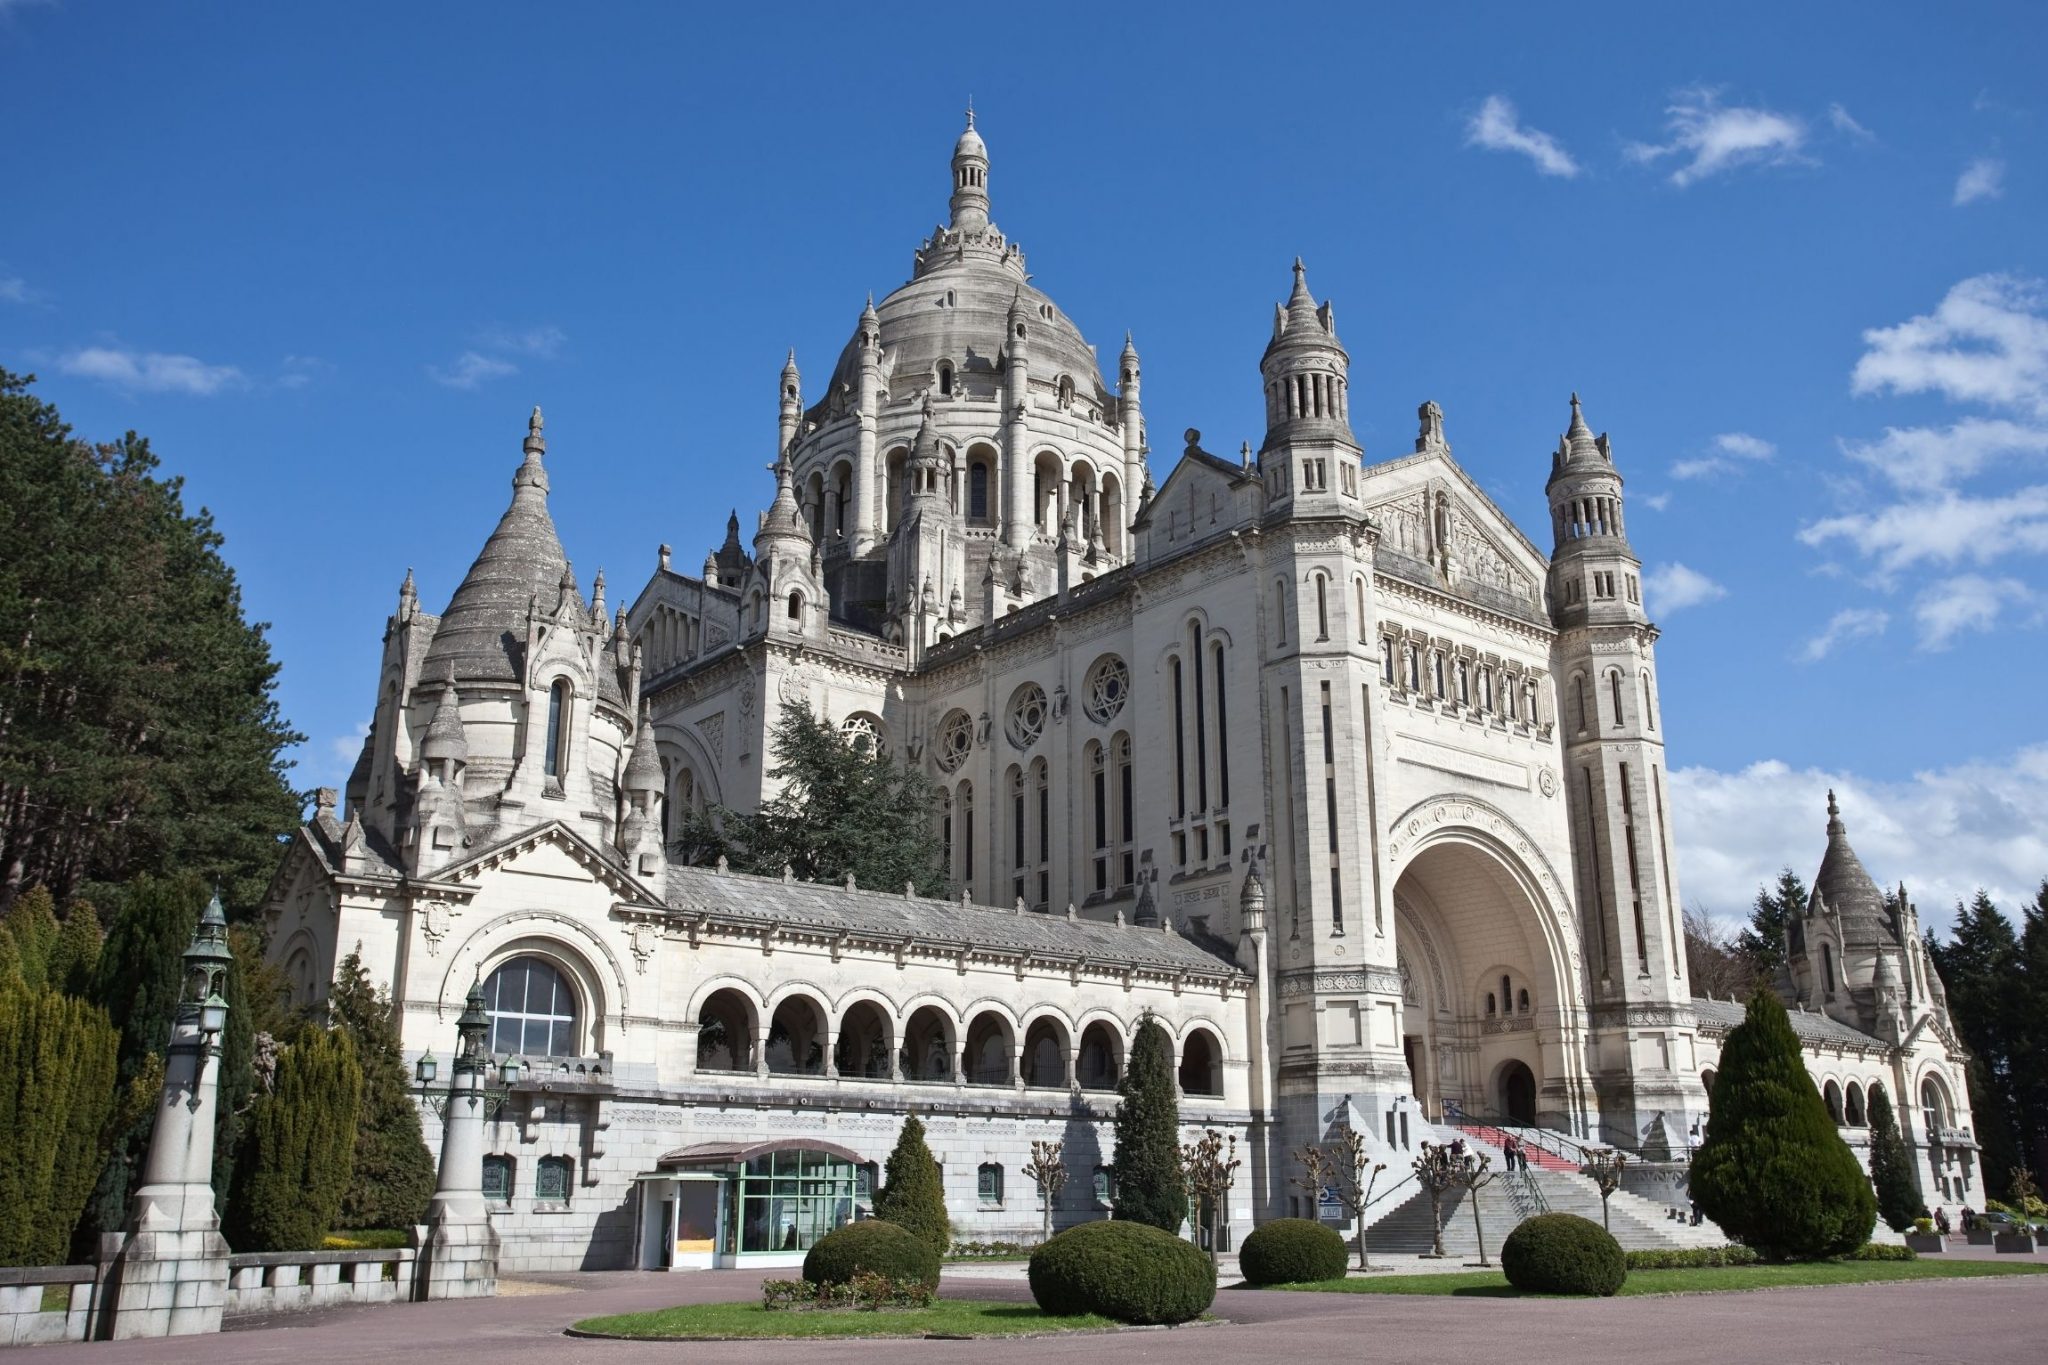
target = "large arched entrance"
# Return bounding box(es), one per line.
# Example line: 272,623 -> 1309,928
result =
1390,824 -> 1583,1133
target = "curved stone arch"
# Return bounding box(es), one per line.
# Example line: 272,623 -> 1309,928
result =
829,983 -> 904,1021
277,926 -> 323,1007
1912,1063 -> 1960,1124
1471,960 -> 1533,1013
1167,1013 -> 1231,1057
895,991 -> 966,1032
1385,794 -> 1580,975
1393,896 -> 1451,1016
1017,1000 -> 1079,1038
958,995 -> 1024,1034
681,973 -> 769,1024
1073,1005 -> 1132,1043
655,719 -> 721,809
441,909 -> 631,1026
764,978 -> 837,1016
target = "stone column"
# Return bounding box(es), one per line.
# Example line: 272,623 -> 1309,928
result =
416,979 -> 501,1302
103,891 -> 233,1341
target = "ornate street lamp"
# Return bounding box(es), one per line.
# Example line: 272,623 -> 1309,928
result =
183,888 -> 234,1052
415,975 -> 522,1121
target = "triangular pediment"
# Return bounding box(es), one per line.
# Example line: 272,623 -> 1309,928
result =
1362,448 -> 1549,610
426,819 -> 664,907
1134,439 -> 1260,559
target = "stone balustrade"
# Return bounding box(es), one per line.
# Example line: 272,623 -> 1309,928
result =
223,1246 -> 419,1317
0,1266 -> 97,1346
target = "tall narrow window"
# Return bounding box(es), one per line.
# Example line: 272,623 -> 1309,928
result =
1034,759 -> 1050,908
1643,674 -> 1656,731
1190,624 -> 1209,812
544,680 -> 568,780
1274,580 -> 1287,644
1321,680 -> 1343,933
1171,656 -> 1187,817
960,782 -> 975,882
1356,579 -> 1369,644
1090,742 -> 1108,893
1620,762 -> 1647,970
1610,672 -> 1625,728
1116,733 -> 1135,888
969,462 -> 989,521
1211,642 -> 1230,810
1314,575 -> 1329,640
1010,767 -> 1026,907
1574,676 -> 1588,732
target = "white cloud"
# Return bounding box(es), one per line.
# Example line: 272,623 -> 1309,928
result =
1851,273 -> 2048,417
278,355 -> 336,390
1624,88 -> 1808,187
1798,607 -> 1889,662
475,324 -> 567,358
1671,431 -> 1776,480
0,276 -> 31,304
429,350 -> 519,390
1954,156 -> 2006,207
1913,574 -> 2034,650
1644,562 -> 1727,615
1799,486 -> 2048,577
1842,417 -> 2048,492
1464,95 -> 1581,178
1828,103 -> 1874,141
57,345 -> 246,396
1640,492 -> 1671,512
1669,747 -> 2048,934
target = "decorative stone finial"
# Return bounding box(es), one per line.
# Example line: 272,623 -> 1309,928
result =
658,543 -> 672,571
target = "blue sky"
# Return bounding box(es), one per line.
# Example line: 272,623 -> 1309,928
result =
3,2 -> 2044,929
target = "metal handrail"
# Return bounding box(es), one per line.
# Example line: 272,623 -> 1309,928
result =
1442,1110 -> 1635,1168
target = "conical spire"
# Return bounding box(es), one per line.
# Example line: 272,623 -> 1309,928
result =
422,407 -> 574,684
421,682 -> 467,765
1561,391 -> 1604,466
949,105 -> 991,232
1813,789 -> 1895,943
623,701 -> 662,794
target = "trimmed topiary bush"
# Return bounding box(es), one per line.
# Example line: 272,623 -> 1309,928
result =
802,1219 -> 940,1289
873,1115 -> 951,1256
1028,1219 -> 1215,1324
1501,1213 -> 1626,1297
1238,1218 -> 1349,1285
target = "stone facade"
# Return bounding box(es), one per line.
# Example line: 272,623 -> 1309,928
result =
264,115 -> 1978,1272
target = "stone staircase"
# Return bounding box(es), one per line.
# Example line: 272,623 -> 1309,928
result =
1359,1125 -> 1728,1256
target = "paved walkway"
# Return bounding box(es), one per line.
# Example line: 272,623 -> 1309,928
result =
26,1252 -> 2048,1363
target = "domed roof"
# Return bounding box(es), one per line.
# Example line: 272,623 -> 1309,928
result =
813,118 -> 1109,416
1811,791 -> 1897,945
422,410 -> 576,687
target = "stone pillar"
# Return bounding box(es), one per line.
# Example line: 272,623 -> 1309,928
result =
416,980 -> 500,1302
103,892 -> 233,1340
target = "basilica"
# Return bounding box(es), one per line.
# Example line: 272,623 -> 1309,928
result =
262,117 -> 1978,1272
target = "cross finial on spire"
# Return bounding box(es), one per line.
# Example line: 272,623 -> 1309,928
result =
529,405 -> 543,438
965,96 -> 974,130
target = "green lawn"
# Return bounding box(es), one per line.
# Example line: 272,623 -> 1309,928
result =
570,1298 -> 1118,1339
1267,1259 -> 2048,1298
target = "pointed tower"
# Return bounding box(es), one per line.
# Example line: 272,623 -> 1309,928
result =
1259,260 -> 1360,512
1118,331 -> 1146,524
950,105 -> 992,234
747,454 -> 826,644
1544,393 -> 1700,1146
851,295 -> 883,553
618,702 -> 666,878
1001,286 -> 1034,548
778,350 -> 802,457
888,393 -> 960,660
410,682 -> 469,874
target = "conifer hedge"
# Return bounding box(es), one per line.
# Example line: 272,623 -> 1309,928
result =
328,952 -> 435,1230
873,1115 -> 951,1255
227,1027 -> 363,1251
0,987 -> 119,1265
1689,990 -> 1876,1259
1865,1085 -> 1922,1233
1111,1014 -> 1186,1232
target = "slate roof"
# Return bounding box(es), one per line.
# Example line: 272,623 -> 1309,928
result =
422,438 -> 573,687
1811,792 -> 1897,945
660,862 -> 1244,978
1691,997 -> 1886,1051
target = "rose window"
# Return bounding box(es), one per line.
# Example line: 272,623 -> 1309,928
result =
1084,655 -> 1129,724
1006,684 -> 1049,750
935,709 -> 973,772
840,712 -> 882,756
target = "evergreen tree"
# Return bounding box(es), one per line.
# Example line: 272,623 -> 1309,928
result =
0,986 -> 119,1265
210,941 -> 256,1212
2,888 -> 61,991
227,1026 -> 363,1252
1736,869 -> 1807,980
327,951 -> 435,1230
1931,890 -> 2025,1198
2013,889 -> 2048,1180
873,1114 -> 951,1255
45,900 -> 102,998
1865,1084 -> 1921,1232
674,703 -> 946,895
1689,989 -> 1876,1259
0,925 -> 20,990
1111,1015 -> 1186,1232
0,370 -> 303,914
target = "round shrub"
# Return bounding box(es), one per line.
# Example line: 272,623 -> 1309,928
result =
1028,1219 -> 1216,1324
1238,1218 -> 1349,1285
1501,1213 -> 1626,1297
801,1219 -> 940,1289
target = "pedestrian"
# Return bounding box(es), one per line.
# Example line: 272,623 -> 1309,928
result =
1502,1134 -> 1520,1172
1935,1207 -> 1951,1236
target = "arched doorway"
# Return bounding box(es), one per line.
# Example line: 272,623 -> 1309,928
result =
1500,1060 -> 1537,1126
1391,825 -> 1580,1133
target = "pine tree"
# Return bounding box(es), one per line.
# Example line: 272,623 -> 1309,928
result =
675,703 -> 947,895
210,940 -> 256,1212
874,1114 -> 951,1255
1932,890 -> 2025,1199
1111,1014 -> 1186,1232
0,986 -> 119,1265
2,887 -> 61,991
1866,1084 -> 1921,1232
1736,869 -> 1807,980
226,1026 -> 363,1252
2013,889 -> 2048,1181
0,927 -> 20,990
1689,989 -> 1876,1259
45,900 -> 102,998
327,951 -> 436,1230
0,370 -> 303,914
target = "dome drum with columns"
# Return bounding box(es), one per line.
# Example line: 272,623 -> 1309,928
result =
266,116 -> 1976,1274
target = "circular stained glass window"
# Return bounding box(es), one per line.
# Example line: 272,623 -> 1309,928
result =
1084,655 -> 1129,724
935,709 -> 973,772
841,712 -> 882,756
1006,684 -> 1049,750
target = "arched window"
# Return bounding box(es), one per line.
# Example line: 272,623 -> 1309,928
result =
1823,942 -> 1838,994
1517,988 -> 1531,1015
1355,577 -> 1369,644
969,462 -> 990,522
543,680 -> 569,780
1274,579 -> 1288,644
1485,992 -> 1497,1017
1845,1082 -> 1866,1127
1921,1079 -> 1948,1137
1610,671 -> 1625,727
1178,1030 -> 1223,1097
937,361 -> 954,396
484,956 -> 579,1058
1643,673 -> 1656,731
696,988 -> 755,1072
786,591 -> 804,622
1077,1022 -> 1122,1090
1314,574 -> 1330,640
1701,1068 -> 1717,1095
1823,1080 -> 1844,1125
1574,675 -> 1588,732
